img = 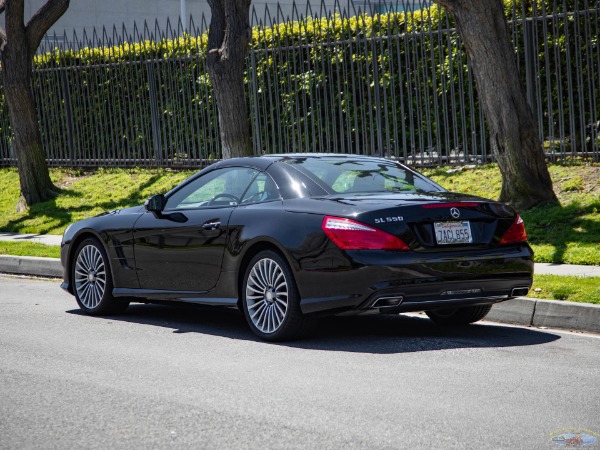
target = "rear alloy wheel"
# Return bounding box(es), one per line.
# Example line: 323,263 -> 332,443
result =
242,250 -> 311,341
425,304 -> 493,325
72,238 -> 129,315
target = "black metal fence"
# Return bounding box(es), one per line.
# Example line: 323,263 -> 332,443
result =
0,0 -> 598,168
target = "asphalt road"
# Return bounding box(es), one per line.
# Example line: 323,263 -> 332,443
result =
1,275 -> 599,450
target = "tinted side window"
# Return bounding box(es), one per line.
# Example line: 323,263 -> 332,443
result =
240,172 -> 280,204
165,167 -> 260,209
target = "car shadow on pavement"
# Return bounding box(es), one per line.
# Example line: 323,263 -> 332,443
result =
67,303 -> 561,354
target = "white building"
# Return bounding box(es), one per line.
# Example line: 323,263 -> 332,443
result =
11,0 -> 431,48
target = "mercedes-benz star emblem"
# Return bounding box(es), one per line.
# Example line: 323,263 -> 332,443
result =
450,207 -> 461,219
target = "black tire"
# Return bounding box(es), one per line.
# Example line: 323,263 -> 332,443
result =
241,250 -> 313,341
72,238 -> 129,315
425,304 -> 493,326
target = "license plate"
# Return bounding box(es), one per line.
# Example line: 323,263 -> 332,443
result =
434,221 -> 473,245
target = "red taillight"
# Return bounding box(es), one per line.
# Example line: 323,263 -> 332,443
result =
499,215 -> 528,245
322,216 -> 410,250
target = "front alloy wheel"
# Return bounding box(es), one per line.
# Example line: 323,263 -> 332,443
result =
242,250 -> 312,341
72,238 -> 128,315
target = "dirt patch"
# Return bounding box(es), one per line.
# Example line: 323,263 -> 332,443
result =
55,174 -> 88,189
582,166 -> 600,192
554,165 -> 599,195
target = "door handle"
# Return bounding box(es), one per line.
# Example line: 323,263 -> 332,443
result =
202,221 -> 221,230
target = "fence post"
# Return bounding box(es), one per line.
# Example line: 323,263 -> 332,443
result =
145,61 -> 162,164
371,38 -> 384,157
250,50 -> 262,155
523,19 -> 538,121
60,68 -> 76,164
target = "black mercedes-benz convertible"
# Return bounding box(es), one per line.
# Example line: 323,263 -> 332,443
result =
61,154 -> 533,340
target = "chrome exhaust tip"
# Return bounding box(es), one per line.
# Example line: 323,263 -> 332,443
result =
511,287 -> 530,297
371,296 -> 404,308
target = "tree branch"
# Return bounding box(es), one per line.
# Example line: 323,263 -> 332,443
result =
25,0 -> 69,55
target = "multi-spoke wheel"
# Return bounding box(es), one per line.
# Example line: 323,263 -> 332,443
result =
242,250 -> 312,341
72,238 -> 129,315
426,304 -> 492,325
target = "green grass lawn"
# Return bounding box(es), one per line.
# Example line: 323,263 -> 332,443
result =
1,162 -> 598,305
0,162 -> 599,266
0,241 -> 61,258
423,163 -> 600,265
529,275 -> 600,304
0,167 -> 193,235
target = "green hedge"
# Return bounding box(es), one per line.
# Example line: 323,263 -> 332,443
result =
0,0 -> 597,164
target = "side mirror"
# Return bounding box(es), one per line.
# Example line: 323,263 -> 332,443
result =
144,194 -> 166,212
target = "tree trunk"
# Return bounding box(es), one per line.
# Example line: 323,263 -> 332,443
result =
433,0 -> 558,211
2,54 -> 56,211
1,0 -> 70,211
206,0 -> 252,159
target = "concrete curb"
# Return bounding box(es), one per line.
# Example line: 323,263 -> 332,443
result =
531,299 -> 600,334
485,297 -> 537,325
485,297 -> 600,334
0,255 -> 62,278
0,255 -> 598,335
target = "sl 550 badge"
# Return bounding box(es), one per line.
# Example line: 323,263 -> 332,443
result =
374,216 -> 404,224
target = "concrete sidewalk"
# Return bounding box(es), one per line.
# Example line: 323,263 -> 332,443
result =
535,262 -> 600,277
0,232 -> 62,246
1,232 -> 599,335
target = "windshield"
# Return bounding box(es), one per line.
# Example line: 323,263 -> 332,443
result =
283,157 -> 444,195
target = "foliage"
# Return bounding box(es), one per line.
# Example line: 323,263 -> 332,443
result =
28,34 -> 218,165
0,0 -> 597,162
504,0 -> 600,154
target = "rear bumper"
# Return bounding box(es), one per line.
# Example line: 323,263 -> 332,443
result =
358,278 -> 530,314
297,244 -> 533,314
300,278 -> 531,315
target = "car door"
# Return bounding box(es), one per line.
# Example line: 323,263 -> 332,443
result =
132,166 -> 260,292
